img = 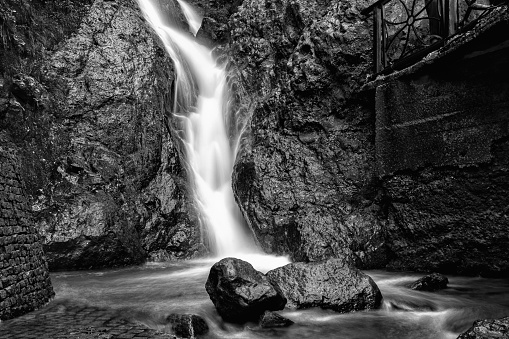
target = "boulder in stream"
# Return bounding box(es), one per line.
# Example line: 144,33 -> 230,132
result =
409,273 -> 448,292
205,258 -> 286,323
266,257 -> 383,312
259,311 -> 294,328
166,313 -> 209,338
457,316 -> 509,339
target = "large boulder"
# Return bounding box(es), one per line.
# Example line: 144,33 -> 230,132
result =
409,273 -> 448,292
205,257 -> 286,323
266,257 -> 382,312
457,317 -> 509,339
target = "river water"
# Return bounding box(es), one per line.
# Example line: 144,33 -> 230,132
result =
51,257 -> 509,339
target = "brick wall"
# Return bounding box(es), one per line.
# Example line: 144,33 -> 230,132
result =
0,140 -> 54,320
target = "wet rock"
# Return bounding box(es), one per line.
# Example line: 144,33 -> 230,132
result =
228,0 -> 385,267
457,316 -> 509,339
205,257 -> 286,323
259,311 -> 294,328
409,273 -> 448,292
166,314 -> 209,338
266,257 -> 383,312
0,0 -> 203,269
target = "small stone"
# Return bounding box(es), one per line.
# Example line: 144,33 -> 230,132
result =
259,311 -> 294,328
409,273 -> 448,292
457,316 -> 509,338
166,314 -> 209,338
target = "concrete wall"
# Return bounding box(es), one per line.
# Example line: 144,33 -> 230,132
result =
0,137 -> 54,320
376,41 -> 509,177
375,20 -> 509,276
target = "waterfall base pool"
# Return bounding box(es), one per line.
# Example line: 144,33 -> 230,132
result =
31,259 -> 509,339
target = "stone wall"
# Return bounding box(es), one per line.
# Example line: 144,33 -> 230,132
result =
375,39 -> 509,177
0,137 -> 54,320
374,9 -> 509,276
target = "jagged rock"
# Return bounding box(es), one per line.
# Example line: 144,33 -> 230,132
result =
166,314 -> 209,338
259,311 -> 294,328
266,257 -> 383,312
227,0 -> 385,267
409,273 -> 448,292
457,316 -> 509,339
205,257 -> 286,323
0,0 -> 205,269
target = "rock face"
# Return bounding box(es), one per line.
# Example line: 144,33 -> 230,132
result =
166,314 -> 209,338
457,317 -> 509,339
201,0 -> 509,277
205,257 -> 286,323
266,258 -> 383,312
0,0 -> 204,269
221,0 -> 385,266
409,273 -> 448,292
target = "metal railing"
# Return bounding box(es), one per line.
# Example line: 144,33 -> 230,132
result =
362,0 -> 498,74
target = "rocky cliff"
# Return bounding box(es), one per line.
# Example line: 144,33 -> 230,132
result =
0,0 -> 204,269
202,0 -> 388,266
1,0 -> 507,276
201,0 -> 509,276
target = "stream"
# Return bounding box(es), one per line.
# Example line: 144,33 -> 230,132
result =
51,256 -> 509,339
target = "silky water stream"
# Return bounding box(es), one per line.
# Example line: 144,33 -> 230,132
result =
51,265 -> 509,338
50,1 -> 509,338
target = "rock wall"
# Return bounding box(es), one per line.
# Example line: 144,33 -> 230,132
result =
218,0 -> 387,266
0,135 -> 54,320
202,0 -> 509,276
0,0 -> 204,270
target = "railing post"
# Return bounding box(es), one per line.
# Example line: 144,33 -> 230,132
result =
445,0 -> 458,36
373,5 -> 385,73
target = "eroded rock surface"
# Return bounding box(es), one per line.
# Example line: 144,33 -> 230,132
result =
266,257 -> 383,312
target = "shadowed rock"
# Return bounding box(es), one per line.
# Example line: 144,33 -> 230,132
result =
457,316 -> 509,339
166,314 -> 209,338
409,273 -> 448,292
205,257 -> 286,323
259,311 -> 294,328
266,257 -> 383,312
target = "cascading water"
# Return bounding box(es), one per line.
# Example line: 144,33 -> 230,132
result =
137,0 -> 259,258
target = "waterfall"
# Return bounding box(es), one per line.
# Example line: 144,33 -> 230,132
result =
137,0 -> 257,257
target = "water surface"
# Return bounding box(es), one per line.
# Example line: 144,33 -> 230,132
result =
51,259 -> 509,339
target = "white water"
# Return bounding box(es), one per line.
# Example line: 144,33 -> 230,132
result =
176,0 -> 202,36
137,0 -> 272,260
44,266 -> 509,339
